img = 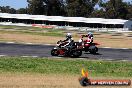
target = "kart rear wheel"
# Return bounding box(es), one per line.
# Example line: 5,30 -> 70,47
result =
70,50 -> 82,58
89,46 -> 98,54
51,49 -> 59,56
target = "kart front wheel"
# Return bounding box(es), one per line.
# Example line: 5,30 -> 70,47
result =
51,49 -> 59,56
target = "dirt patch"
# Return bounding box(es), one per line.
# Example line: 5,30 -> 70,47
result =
0,74 -> 131,88
0,33 -> 64,44
0,31 -> 132,48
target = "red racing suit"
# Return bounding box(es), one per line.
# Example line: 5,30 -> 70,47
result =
80,34 -> 93,43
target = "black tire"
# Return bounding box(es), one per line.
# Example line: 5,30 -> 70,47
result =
89,46 -> 98,54
64,50 -> 70,57
70,50 -> 82,58
79,77 -> 90,86
84,47 -> 89,52
51,49 -> 59,56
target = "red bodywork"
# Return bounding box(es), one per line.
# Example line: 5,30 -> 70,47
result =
58,49 -> 65,55
56,41 -> 68,55
83,39 -> 100,47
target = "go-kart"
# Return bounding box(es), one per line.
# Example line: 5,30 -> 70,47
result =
51,40 -> 82,58
79,37 -> 99,54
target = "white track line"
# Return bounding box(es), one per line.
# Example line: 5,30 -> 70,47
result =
21,55 -> 39,58
21,56 -> 30,57
32,56 -> 38,58
25,43 -> 33,45
0,55 -> 7,57
102,47 -> 112,49
114,59 -> 130,61
52,57 -> 62,59
6,42 -> 15,44
102,47 -> 131,49
121,48 -> 129,49
43,44 -> 54,46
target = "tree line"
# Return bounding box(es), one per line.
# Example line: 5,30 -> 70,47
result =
0,6 -> 27,14
0,0 -> 132,19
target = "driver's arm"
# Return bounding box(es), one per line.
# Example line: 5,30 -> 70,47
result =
81,35 -> 88,38
63,38 -> 68,42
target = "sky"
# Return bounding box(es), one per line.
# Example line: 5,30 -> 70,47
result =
0,0 -> 28,9
0,0 -> 132,10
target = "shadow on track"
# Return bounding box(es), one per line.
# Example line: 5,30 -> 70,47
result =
84,52 -> 102,55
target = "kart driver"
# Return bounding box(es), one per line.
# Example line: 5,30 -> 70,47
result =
80,32 -> 94,43
63,33 -> 74,50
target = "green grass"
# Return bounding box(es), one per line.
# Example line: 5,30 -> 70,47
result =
0,25 -> 17,29
14,30 -> 64,37
0,25 -> 63,31
0,25 -> 34,30
0,28 -> 64,37
0,57 -> 131,77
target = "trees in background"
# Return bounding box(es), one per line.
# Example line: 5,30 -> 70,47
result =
0,6 -> 16,13
99,0 -> 128,19
0,0 -> 131,19
0,6 -> 28,14
43,0 -> 66,16
91,0 -> 132,19
66,0 -> 98,17
27,0 -> 98,16
125,2 -> 132,19
27,0 -> 66,16
27,0 -> 45,15
17,8 -> 28,14
90,8 -> 105,18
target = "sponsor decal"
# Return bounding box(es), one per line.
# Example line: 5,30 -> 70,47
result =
79,68 -> 131,86
32,24 -> 54,28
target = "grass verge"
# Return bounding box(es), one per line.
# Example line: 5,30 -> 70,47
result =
0,57 -> 131,77
0,25 -> 65,37
0,29 -> 64,37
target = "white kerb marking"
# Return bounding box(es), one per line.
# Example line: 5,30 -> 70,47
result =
7,42 -> 15,44
0,55 -> 6,57
26,43 -> 33,45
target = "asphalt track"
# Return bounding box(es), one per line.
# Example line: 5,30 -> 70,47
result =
0,43 -> 132,61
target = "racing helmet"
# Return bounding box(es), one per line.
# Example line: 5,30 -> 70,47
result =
88,32 -> 92,35
66,33 -> 72,38
88,32 -> 93,37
